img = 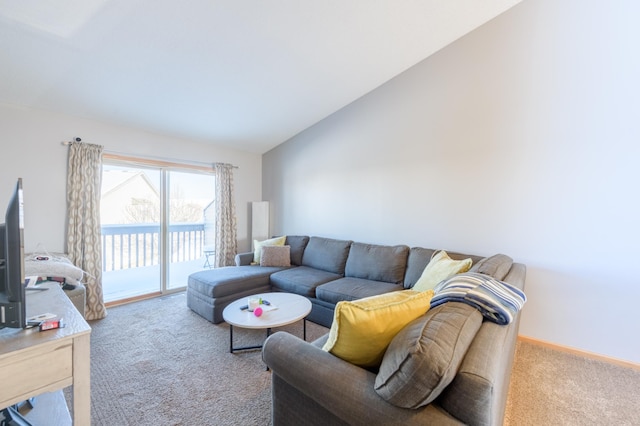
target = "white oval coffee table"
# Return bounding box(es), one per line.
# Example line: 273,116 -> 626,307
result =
222,292 -> 312,353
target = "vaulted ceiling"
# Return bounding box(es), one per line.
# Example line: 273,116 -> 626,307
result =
1,1 -> 522,154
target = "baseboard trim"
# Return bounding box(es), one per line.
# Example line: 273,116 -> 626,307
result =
518,335 -> 640,371
106,291 -> 163,308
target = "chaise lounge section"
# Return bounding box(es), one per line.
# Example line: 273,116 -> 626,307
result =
187,265 -> 282,324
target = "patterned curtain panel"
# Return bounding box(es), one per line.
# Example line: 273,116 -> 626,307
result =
66,142 -> 107,320
214,163 -> 238,267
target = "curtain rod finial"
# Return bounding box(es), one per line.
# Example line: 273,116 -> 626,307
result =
61,137 -> 82,146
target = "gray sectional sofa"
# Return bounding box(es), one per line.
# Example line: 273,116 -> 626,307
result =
187,235 -> 510,327
186,235 -> 526,425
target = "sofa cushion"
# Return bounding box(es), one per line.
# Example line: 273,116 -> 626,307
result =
322,290 -> 433,369
404,247 -> 484,289
344,243 -> 409,284
412,250 -> 472,292
253,236 -> 286,264
374,302 -> 482,409
270,266 -> 342,298
301,237 -> 352,275
403,247 -> 437,289
284,235 -> 310,266
469,253 -> 513,281
315,277 -> 403,305
260,245 -> 291,267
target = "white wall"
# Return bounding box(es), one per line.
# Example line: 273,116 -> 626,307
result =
0,104 -> 262,254
263,0 -> 640,364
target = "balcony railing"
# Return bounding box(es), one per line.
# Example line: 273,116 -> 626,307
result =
101,223 -> 207,272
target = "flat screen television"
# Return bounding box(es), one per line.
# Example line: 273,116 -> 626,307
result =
0,178 -> 26,329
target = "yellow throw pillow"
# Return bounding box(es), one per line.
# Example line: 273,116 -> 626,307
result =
322,290 -> 434,368
252,236 -> 286,264
412,250 -> 472,292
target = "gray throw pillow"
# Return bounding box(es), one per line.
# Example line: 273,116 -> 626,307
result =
374,302 -> 482,409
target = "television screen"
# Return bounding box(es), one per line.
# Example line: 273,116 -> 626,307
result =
0,178 -> 26,329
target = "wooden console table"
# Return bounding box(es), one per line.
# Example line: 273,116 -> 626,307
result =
0,282 -> 91,425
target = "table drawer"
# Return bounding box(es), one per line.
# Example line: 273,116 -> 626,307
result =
0,340 -> 73,407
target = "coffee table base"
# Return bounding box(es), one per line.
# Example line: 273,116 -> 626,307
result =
228,319 -> 307,353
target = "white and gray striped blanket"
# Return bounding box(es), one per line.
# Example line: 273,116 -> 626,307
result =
431,272 -> 527,325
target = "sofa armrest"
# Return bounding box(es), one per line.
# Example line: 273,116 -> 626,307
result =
262,332 -> 461,426
437,262 -> 526,426
235,251 -> 254,266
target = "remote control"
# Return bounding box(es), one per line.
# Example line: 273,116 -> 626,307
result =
239,304 -> 249,310
27,313 -> 57,322
262,300 -> 270,305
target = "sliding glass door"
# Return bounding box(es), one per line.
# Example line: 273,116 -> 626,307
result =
167,171 -> 216,290
101,161 -> 215,303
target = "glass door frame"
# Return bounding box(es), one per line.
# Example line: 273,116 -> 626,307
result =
101,153 -> 215,303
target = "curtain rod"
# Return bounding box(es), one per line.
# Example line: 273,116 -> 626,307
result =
61,140 -> 239,169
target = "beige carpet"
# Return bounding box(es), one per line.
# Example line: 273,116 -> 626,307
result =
83,292 -> 328,425
505,340 -> 640,426
81,292 -> 640,425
